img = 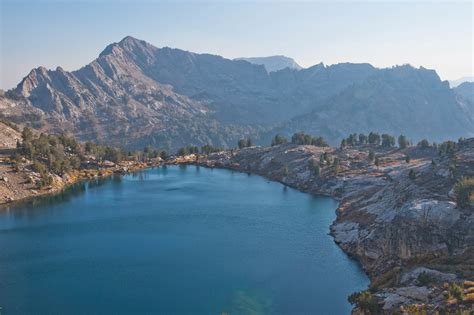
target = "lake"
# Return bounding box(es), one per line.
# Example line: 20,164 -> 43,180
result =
0,165 -> 368,314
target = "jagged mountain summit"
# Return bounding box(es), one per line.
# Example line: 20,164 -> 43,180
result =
2,36 -> 474,150
235,55 -> 303,72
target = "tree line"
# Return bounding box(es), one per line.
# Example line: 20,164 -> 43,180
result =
12,127 -> 167,188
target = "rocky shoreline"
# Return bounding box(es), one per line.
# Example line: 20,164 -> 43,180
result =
187,141 -> 474,313
0,158 -> 161,207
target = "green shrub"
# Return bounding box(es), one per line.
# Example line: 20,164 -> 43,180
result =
32,160 -> 47,174
454,177 -> 474,209
348,291 -> 380,314
447,282 -> 464,301
368,150 -> 375,162
282,166 -> 289,177
308,159 -> 320,176
417,271 -> 434,286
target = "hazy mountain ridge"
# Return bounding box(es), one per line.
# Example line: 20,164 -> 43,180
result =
449,76 -> 474,88
235,55 -> 303,72
270,65 -> 474,144
454,82 -> 474,102
3,36 -> 474,149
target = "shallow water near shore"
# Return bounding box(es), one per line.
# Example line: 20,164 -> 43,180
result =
0,165 -> 368,314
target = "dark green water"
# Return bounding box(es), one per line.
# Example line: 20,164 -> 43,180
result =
0,166 -> 368,314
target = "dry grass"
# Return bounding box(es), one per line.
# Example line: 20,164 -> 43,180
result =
464,292 -> 474,302
465,287 -> 474,295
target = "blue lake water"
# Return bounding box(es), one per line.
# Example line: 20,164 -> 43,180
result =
0,166 -> 368,314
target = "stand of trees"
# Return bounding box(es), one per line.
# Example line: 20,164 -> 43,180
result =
238,138 -> 253,149
177,145 -> 199,156
13,127 -> 167,188
175,144 -> 224,156
271,134 -> 288,146
341,132 -> 404,149
200,144 -> 223,155
17,128 -> 83,177
291,132 -> 328,146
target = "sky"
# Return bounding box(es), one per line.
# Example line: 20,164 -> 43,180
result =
0,0 -> 473,89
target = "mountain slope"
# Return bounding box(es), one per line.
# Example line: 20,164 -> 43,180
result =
271,65 -> 474,144
454,82 -> 474,102
3,36 -> 474,150
235,55 -> 302,72
3,36 -> 377,149
8,37 -> 258,150
449,76 -> 474,88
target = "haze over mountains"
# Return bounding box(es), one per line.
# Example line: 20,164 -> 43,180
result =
1,36 -> 473,150
449,76 -> 474,88
235,56 -> 302,72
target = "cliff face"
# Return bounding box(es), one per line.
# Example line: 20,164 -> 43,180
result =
200,139 -> 474,311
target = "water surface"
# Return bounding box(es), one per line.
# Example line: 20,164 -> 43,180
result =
0,166 -> 368,314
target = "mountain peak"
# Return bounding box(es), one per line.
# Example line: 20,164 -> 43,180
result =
120,35 -> 139,43
118,35 -> 148,47
99,36 -> 155,58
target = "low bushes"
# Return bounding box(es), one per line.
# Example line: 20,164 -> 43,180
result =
454,177 -> 474,209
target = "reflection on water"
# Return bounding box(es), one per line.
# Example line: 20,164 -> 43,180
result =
228,289 -> 273,315
2,175 -> 124,212
2,182 -> 87,213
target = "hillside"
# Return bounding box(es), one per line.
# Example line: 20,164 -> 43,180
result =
272,66 -> 474,144
454,82 -> 474,103
0,121 -> 21,149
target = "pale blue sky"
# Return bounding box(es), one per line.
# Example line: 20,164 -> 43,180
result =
1,0 -> 472,89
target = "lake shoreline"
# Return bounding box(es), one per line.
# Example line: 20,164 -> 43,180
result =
0,159 -> 161,208
184,143 -> 474,313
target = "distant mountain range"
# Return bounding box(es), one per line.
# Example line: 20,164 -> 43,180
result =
449,76 -> 474,88
235,56 -> 302,72
269,66 -> 474,143
453,82 -> 474,102
1,36 -> 473,150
